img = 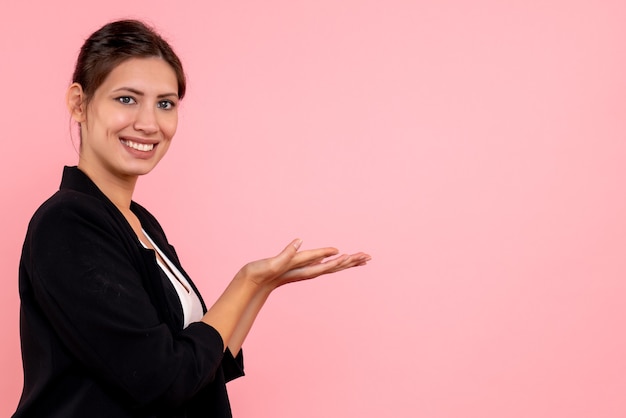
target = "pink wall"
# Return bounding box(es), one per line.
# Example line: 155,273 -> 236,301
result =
2,1 -> 625,416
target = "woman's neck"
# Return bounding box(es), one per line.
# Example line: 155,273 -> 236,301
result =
77,162 -> 138,211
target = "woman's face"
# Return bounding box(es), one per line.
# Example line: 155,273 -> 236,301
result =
77,57 -> 179,181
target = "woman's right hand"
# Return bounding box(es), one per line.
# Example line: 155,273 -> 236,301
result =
237,239 -> 371,291
203,239 -> 370,353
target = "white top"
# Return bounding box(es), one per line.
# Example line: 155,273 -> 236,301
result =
141,230 -> 204,328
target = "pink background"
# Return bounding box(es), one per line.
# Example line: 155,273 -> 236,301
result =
1,1 -> 625,416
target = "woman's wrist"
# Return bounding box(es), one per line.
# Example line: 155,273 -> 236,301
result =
233,264 -> 280,295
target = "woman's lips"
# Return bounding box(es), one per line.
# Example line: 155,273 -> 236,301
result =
120,138 -> 155,151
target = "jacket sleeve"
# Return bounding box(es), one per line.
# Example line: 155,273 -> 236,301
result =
23,194 -> 229,409
222,348 -> 245,382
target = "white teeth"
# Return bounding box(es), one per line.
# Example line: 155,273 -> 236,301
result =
121,139 -> 154,151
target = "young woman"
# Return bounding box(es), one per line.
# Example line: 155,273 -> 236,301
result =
14,20 -> 370,418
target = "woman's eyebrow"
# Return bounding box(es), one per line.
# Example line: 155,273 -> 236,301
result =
112,87 -> 179,99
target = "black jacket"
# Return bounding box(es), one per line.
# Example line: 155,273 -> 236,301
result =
14,166 -> 244,417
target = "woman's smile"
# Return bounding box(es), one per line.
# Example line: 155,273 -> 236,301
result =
120,138 -> 156,152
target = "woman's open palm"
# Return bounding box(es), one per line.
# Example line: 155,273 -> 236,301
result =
238,239 -> 371,290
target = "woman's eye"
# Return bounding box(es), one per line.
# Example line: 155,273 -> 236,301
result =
157,100 -> 175,110
116,96 -> 136,105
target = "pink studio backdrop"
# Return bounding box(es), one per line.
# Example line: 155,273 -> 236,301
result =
1,1 -> 625,417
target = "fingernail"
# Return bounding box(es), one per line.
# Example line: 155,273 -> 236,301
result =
293,239 -> 303,250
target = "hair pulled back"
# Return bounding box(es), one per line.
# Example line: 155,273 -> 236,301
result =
72,20 -> 186,104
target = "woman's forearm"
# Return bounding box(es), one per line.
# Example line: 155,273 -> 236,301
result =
200,274 -> 262,352
200,241 -> 370,354
227,285 -> 272,355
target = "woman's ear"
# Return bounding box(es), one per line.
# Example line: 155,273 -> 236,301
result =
66,83 -> 86,123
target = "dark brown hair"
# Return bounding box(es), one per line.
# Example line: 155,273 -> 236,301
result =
72,20 -> 186,104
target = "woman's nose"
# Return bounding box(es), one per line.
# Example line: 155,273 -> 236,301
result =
133,104 -> 159,134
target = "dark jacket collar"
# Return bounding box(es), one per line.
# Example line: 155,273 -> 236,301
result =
59,166 -> 149,231
58,165 -> 161,256
60,166 -> 109,199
